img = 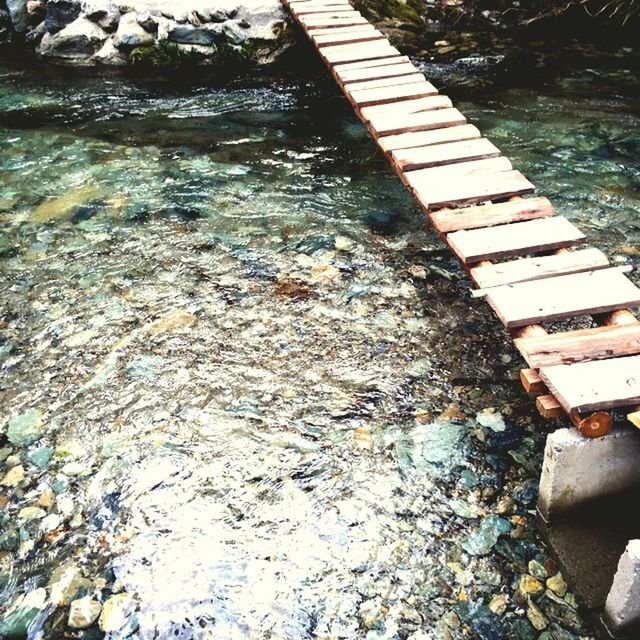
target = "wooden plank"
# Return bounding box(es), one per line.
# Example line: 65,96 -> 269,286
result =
430,197 -> 554,233
340,72 -> 425,91
347,80 -> 439,108
377,125 -> 481,153
406,157 -> 512,182
320,41 -> 400,65
391,138 -> 500,172
293,4 -> 356,13
328,55 -> 409,71
312,30 -> 385,47
299,13 -> 368,28
360,95 -> 453,119
447,217 -> 585,264
521,368 -> 547,394
486,268 -> 640,329
515,322 -> 640,368
470,247 -> 609,288
308,24 -> 378,35
410,169 -> 535,210
540,354 -> 640,413
366,106 -> 464,137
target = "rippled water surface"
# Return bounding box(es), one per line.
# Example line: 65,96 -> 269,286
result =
0,43 -> 638,640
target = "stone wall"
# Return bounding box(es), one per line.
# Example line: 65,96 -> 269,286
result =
0,0 -> 293,65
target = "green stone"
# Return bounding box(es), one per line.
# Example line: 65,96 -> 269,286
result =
7,410 -> 44,448
27,446 -> 54,469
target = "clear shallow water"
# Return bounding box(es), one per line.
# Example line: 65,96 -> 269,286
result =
0,45 -> 638,640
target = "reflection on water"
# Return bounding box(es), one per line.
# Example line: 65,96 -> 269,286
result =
0,45 -> 638,639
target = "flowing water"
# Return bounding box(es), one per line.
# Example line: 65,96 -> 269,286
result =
0,39 -> 638,640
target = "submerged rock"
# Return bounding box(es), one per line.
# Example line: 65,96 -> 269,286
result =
68,596 -> 102,629
99,593 -> 135,633
7,410 -> 44,447
462,515 -> 511,556
0,588 -> 47,638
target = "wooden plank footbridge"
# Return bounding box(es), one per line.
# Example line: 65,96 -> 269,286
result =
284,0 -> 640,437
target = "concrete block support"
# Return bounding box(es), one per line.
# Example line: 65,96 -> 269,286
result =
604,540 -> 640,636
538,426 -> 640,523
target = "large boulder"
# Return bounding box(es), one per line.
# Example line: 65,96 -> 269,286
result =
167,23 -> 223,45
38,16 -> 108,60
113,11 -> 154,47
6,0 -> 29,32
45,0 -> 82,33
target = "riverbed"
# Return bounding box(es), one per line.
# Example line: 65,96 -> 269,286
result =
0,40 -> 638,639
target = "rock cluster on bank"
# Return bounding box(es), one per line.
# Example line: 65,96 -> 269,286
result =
0,0 -> 291,65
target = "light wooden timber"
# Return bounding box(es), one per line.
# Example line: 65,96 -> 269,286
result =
320,41 -> 400,65
515,322 -> 640,368
347,80 -> 439,107
447,216 -> 585,264
601,309 -> 639,326
366,106 -> 465,137
430,197 -> 554,233
308,24 -> 378,36
410,169 -> 534,210
360,95 -> 454,119
377,125 -> 481,153
536,394 -> 564,418
299,13 -> 369,29
312,29 -> 385,47
521,368 -> 547,394
469,248 -> 609,288
391,138 -> 501,172
540,354 -> 640,413
340,72 -> 426,91
293,4 -> 356,13
486,268 -> 640,329
628,410 -> 640,428
326,55 -> 410,70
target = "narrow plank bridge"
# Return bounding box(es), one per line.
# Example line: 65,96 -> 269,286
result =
284,0 -> 640,437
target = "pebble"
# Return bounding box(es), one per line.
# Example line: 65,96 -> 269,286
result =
68,596 -> 103,629
48,562 -> 91,606
1,465 -> 24,487
17,506 -> 45,520
546,572 -> 567,597
6,410 -> 44,447
526,600 -> 549,630
528,559 -> 548,580
516,574 -> 544,601
488,593 -> 508,615
38,488 -> 56,508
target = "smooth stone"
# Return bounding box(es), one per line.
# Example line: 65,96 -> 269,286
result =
27,446 -> 54,469
526,601 -> 549,631
7,410 -> 44,447
167,23 -> 222,45
92,36 -> 126,65
528,559 -> 548,581
41,513 -> 62,532
68,596 -> 102,629
0,465 -> 24,487
516,575 -> 545,601
48,562 -> 91,606
18,506 -> 46,520
114,11 -> 153,47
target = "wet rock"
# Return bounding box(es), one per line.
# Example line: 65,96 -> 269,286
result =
0,588 -> 47,638
25,19 -> 46,44
41,513 -> 62,532
488,593 -> 508,615
222,19 -> 246,44
18,506 -> 46,520
516,575 -> 544,602
136,10 -> 156,32
526,600 -> 549,630
528,559 -> 548,581
99,593 -> 135,633
68,596 -> 102,629
48,562 -> 91,606
363,210 -> 398,236
295,234 -> 335,255
0,527 -> 20,551
125,355 -> 165,381
27,0 -> 44,20
546,572 -> 567,597
92,36 -> 127,65
462,515 -> 511,556
476,409 -> 506,432
7,410 -> 44,447
1,465 -> 24,487
45,0 -> 81,33
145,309 -> 197,335
6,0 -> 29,32
114,12 -> 154,47
167,23 -> 222,45
39,17 -> 108,60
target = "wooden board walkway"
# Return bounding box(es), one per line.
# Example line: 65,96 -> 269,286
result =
284,0 -> 640,437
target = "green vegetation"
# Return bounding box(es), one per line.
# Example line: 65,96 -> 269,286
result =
129,41 -> 258,69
